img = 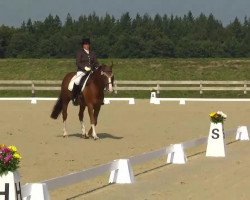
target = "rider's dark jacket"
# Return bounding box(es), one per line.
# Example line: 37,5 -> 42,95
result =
76,49 -> 99,72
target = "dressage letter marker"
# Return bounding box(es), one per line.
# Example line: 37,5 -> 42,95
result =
150,92 -> 160,104
31,98 -> 37,104
0,171 -> 22,200
0,184 -> 9,200
206,122 -> 225,157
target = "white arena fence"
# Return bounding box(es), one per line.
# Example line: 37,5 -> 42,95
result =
149,91 -> 250,105
0,97 -> 135,105
1,96 -> 250,105
19,125 -> 248,199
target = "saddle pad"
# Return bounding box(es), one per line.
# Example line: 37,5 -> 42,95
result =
68,73 -> 92,91
68,75 -> 77,91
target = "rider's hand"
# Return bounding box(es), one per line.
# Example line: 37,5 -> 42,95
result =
84,66 -> 91,72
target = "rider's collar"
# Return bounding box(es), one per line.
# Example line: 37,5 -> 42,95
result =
83,49 -> 89,54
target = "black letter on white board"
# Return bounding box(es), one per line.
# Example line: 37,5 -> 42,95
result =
15,182 -> 22,200
0,183 -> 9,200
212,128 -> 219,139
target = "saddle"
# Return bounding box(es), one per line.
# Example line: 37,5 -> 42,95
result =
79,73 -> 91,91
70,72 -> 92,106
68,72 -> 91,91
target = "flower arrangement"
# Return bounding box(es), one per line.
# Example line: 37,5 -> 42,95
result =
209,111 -> 227,124
0,144 -> 21,176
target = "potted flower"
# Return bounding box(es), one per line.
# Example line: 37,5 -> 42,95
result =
206,111 -> 227,157
0,144 -> 22,199
209,111 -> 227,124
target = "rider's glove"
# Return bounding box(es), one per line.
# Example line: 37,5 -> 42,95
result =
84,66 -> 91,72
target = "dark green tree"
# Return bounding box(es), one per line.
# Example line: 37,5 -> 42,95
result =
0,25 -> 15,57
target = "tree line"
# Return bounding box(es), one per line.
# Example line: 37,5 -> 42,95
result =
0,11 -> 250,58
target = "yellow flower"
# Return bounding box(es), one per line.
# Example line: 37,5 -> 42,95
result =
209,112 -> 216,117
13,153 -> 21,159
8,145 -> 17,152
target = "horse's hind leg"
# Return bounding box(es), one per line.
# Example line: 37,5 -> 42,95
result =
62,100 -> 70,137
79,104 -> 87,138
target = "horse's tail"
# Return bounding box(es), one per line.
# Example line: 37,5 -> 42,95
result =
50,94 -> 63,119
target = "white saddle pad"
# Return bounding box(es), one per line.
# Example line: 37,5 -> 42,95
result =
68,73 -> 91,91
68,75 -> 77,91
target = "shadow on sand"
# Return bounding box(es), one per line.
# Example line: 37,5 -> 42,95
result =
57,132 -> 123,140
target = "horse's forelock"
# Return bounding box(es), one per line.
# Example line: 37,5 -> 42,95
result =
100,64 -> 112,72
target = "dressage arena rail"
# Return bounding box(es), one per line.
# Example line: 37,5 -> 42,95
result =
20,125 -> 247,199
1,80 -> 250,95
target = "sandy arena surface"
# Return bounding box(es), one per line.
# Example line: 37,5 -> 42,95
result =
0,99 -> 250,199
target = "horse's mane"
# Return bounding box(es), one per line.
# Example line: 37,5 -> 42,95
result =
85,66 -> 103,86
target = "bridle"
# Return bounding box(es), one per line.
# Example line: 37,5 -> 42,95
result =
101,70 -> 113,84
100,70 -> 114,92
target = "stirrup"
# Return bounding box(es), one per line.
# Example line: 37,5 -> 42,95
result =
72,98 -> 79,106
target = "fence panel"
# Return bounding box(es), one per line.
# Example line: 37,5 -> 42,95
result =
0,80 -> 249,95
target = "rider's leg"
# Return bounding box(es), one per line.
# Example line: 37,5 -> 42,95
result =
72,71 -> 85,106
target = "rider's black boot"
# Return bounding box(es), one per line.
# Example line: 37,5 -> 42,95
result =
72,84 -> 80,106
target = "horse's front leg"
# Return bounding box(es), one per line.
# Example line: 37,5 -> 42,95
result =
94,104 -> 101,126
86,105 -> 99,140
79,104 -> 87,138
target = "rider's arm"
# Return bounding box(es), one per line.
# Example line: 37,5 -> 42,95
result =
91,52 -> 100,70
76,50 -> 86,72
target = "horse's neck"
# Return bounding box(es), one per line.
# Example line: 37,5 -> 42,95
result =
91,70 -> 105,90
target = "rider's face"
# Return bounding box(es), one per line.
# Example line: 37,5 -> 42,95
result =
83,44 -> 90,50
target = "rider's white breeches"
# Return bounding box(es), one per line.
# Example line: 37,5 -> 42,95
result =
74,71 -> 86,85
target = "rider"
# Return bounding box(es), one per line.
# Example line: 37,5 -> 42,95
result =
72,38 -> 100,105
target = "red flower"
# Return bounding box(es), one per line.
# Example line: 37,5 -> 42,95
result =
4,154 -> 12,164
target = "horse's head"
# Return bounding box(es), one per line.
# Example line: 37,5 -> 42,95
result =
99,64 -> 114,92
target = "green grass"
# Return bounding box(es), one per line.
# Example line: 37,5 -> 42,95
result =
1,58 -> 250,98
1,58 -> 250,80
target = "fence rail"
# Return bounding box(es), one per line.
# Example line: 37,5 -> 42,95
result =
0,80 -> 249,95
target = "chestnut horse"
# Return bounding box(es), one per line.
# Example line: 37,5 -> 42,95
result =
50,64 -> 114,139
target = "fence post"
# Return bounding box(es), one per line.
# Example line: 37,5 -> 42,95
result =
156,83 -> 160,96
244,81 -> 247,94
109,159 -> 135,184
114,80 -> 117,94
236,126 -> 249,140
31,81 -> 37,104
200,80 -> 203,94
167,144 -> 187,164
22,183 -> 50,200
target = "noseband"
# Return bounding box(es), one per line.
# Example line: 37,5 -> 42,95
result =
101,71 -> 113,84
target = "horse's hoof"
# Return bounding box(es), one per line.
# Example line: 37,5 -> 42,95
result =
94,137 -> 99,140
63,135 -> 68,138
82,135 -> 89,139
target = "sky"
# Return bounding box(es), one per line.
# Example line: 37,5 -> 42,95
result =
0,0 -> 250,27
